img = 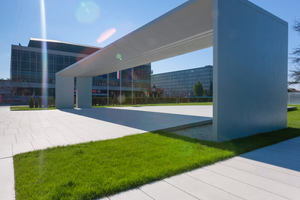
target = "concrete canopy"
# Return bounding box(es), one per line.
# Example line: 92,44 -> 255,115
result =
56,0 -> 213,77
56,0 -> 288,142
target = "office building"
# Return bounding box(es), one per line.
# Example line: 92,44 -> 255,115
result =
151,65 -> 213,97
10,38 -> 151,98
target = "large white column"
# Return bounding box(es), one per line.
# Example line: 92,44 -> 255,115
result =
76,77 -> 92,108
55,74 -> 74,109
213,0 -> 288,142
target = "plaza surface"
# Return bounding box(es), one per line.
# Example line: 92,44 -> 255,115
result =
0,105 -> 212,199
104,136 -> 300,200
0,105 -> 299,200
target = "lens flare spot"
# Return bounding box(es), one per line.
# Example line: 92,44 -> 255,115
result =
97,28 -> 116,43
76,1 -> 99,24
116,54 -> 122,60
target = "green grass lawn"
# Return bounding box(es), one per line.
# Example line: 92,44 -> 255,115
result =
10,106 -> 57,111
14,105 -> 300,200
10,102 -> 213,111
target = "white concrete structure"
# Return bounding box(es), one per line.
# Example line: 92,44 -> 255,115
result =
212,0 -> 288,141
56,0 -> 288,142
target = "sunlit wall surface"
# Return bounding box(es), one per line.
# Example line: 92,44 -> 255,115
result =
151,65 -> 213,97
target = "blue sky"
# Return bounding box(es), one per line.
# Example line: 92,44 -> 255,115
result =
0,0 -> 299,88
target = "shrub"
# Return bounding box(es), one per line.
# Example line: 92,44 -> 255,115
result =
29,97 -> 34,108
34,98 -> 39,108
48,97 -> 55,107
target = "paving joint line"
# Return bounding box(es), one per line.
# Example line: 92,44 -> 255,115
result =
263,147 -> 300,157
218,162 -> 300,189
138,187 -> 156,200
162,179 -> 201,200
203,165 -> 292,199
0,156 -> 13,160
220,160 -> 300,186
184,173 -> 246,200
231,157 -> 300,177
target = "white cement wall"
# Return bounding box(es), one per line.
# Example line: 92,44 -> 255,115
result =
76,77 -> 92,108
213,0 -> 288,142
55,75 -> 74,109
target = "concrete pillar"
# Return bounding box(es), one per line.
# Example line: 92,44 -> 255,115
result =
213,0 -> 288,142
55,75 -> 74,109
76,77 -> 92,108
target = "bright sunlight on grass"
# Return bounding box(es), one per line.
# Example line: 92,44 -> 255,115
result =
14,105 -> 299,200
10,102 -> 213,111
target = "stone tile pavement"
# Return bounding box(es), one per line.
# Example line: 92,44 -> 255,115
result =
104,136 -> 300,200
1,105 -> 300,200
0,105 -> 212,199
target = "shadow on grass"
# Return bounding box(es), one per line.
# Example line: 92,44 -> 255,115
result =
154,127 -> 300,171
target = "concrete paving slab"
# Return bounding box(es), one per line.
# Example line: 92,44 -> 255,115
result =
95,197 -> 110,200
0,124 -> 8,129
31,139 -> 53,150
31,132 -> 50,141
8,123 -> 20,129
266,143 -> 300,156
207,163 -> 300,200
220,158 -> 300,188
0,144 -> 12,159
0,158 -> 15,200
109,188 -> 153,200
16,133 -> 34,143
47,138 -> 69,147
0,135 -> 16,144
18,127 -> 33,134
63,135 -> 86,145
139,180 -> 198,200
241,149 -> 300,171
12,142 -> 34,155
251,144 -> 300,158
186,168 -> 286,200
234,157 -> 300,178
164,173 -> 242,200
4,128 -> 19,135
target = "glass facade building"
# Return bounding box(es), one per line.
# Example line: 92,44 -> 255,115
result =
10,38 -> 151,98
151,65 -> 213,97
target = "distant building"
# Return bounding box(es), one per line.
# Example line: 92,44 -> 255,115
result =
151,65 -> 213,97
10,38 -> 151,99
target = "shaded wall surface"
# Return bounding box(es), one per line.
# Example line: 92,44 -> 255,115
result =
213,0 -> 288,142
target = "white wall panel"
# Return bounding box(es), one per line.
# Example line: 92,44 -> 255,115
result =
213,0 -> 288,142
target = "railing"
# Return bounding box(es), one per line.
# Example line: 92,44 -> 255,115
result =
288,93 -> 300,104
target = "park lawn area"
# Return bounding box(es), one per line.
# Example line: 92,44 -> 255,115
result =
10,106 -> 57,111
14,105 -> 300,200
10,102 -> 213,111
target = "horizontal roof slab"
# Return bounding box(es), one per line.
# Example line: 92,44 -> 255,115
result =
57,0 -> 213,77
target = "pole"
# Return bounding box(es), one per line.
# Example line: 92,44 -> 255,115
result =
120,70 -> 122,105
132,67 -> 133,105
107,74 -> 109,105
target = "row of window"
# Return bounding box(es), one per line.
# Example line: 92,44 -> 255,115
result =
12,50 -> 81,65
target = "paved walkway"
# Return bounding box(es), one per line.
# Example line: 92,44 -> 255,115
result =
104,137 -> 300,200
1,105 -> 300,200
0,105 -> 212,199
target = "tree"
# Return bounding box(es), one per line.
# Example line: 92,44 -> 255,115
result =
203,88 -> 207,97
209,80 -> 213,96
152,84 -> 156,88
193,81 -> 203,96
34,98 -> 39,108
29,97 -> 34,108
290,19 -> 300,84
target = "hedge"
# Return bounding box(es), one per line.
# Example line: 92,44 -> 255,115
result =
91,97 -> 212,106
